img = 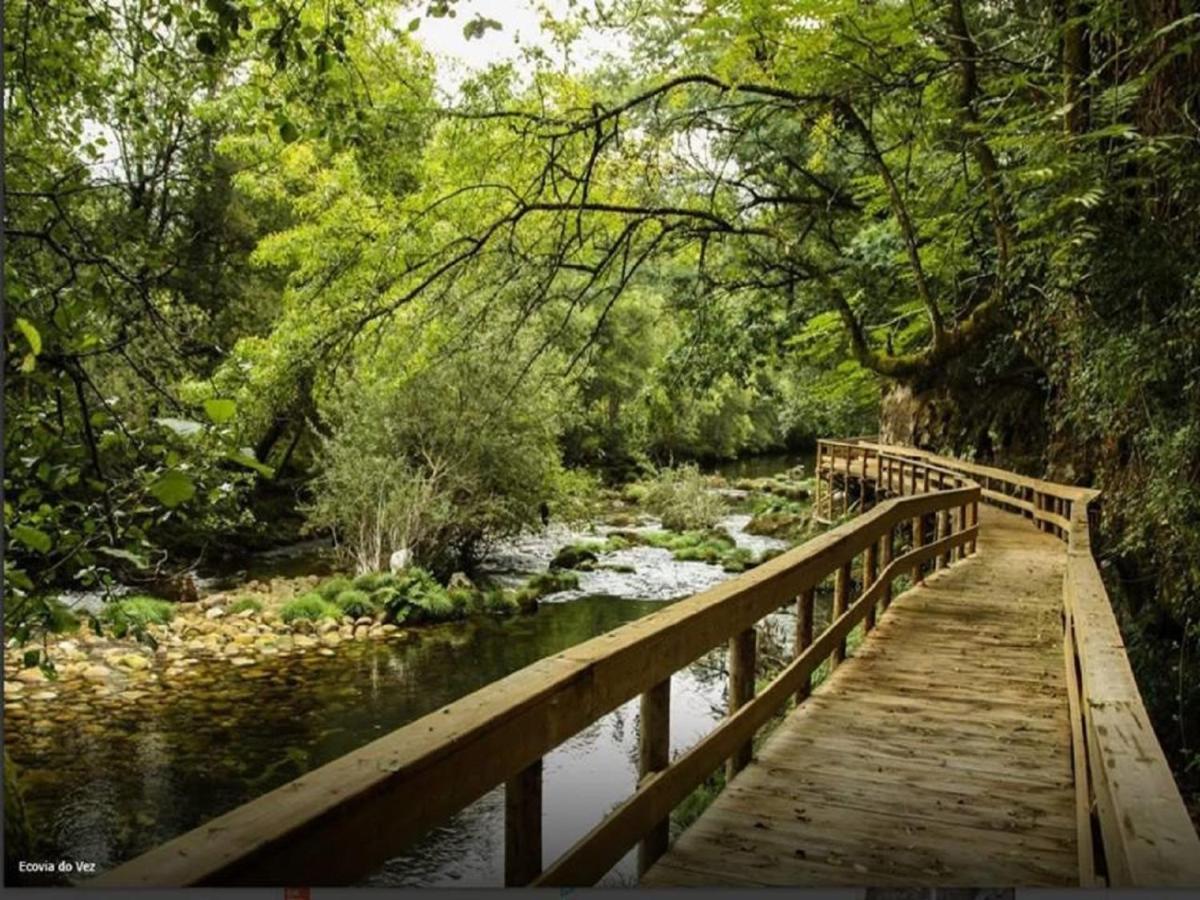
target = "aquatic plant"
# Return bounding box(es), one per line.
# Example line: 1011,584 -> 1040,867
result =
280,593 -> 341,623
229,596 -> 263,614
334,589 -> 379,619
100,595 -> 173,638
481,588 -> 520,615
521,570 -> 580,599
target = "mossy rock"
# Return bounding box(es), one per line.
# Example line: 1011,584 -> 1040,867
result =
229,596 -> 263,614
522,569 -> 580,600
549,543 -> 600,570
745,511 -> 810,542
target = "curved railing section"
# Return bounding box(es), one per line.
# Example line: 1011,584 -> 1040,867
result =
821,438 -> 1200,887
94,450 -> 981,888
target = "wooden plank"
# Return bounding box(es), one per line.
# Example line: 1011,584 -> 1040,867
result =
505,759 -> 543,886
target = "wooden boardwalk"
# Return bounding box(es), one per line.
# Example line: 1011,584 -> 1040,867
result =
643,505 -> 1078,887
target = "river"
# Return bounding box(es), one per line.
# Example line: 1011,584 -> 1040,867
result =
5,452 -> 826,886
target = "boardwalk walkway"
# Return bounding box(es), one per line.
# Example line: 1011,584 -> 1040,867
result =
643,506 -> 1078,887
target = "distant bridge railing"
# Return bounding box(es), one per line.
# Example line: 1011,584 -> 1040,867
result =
95,449 -> 980,888
819,438 -> 1200,887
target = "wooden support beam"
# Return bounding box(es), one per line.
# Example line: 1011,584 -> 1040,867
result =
726,627 -> 757,778
505,759 -> 543,886
637,678 -> 671,876
863,541 -> 878,632
912,513 -> 925,584
833,561 -> 851,664
880,527 -> 893,609
795,588 -> 814,703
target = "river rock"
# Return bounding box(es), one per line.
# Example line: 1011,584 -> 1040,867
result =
232,633 -> 255,646
30,690 -> 59,701
317,648 -> 336,657
4,681 -> 25,697
354,616 -> 373,628
118,654 -> 150,671
15,667 -> 48,684
320,632 -> 341,648
380,624 -> 399,635
230,656 -> 256,667
293,635 -> 318,650
82,665 -> 111,682
205,606 -> 226,620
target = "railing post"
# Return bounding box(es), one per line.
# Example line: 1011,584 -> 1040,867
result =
827,445 -> 835,520
912,511 -> 925,585
859,448 -> 869,508
726,627 -> 757,778
833,560 -> 851,664
638,678 -> 671,876
864,540 -> 878,632
970,498 -> 979,554
956,502 -> 967,562
795,588 -> 814,703
842,446 -> 850,517
880,526 -> 893,608
505,759 -> 543,886
910,462 -> 918,496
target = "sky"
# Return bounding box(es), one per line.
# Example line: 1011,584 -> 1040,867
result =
407,0 -> 632,95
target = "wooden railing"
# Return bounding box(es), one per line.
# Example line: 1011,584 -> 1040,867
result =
821,438 -> 1200,887
95,450 -> 980,888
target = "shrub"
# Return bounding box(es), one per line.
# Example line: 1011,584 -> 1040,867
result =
334,588 -> 379,619
229,596 -> 263,614
280,593 -> 341,623
315,576 -> 353,601
481,588 -> 520,615
352,572 -> 396,592
639,464 -> 725,531
100,595 -> 173,638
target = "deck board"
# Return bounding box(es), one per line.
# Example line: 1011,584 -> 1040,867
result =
642,506 -> 1077,887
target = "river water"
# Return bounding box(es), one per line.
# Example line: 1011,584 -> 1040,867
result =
6,453 -> 823,887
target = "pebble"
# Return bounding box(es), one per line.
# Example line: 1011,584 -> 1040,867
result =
16,667 -> 48,684
230,656 -> 256,667
30,690 -> 58,701
205,607 -> 225,620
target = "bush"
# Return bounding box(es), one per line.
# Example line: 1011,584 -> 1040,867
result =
638,464 -> 726,531
100,595 -> 173,638
280,593 -> 341,623
305,350 -> 567,576
229,596 -> 263,614
352,572 -> 396,592
334,588 -> 379,619
315,576 -> 354,600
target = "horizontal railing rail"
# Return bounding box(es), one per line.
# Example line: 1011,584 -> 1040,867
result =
818,438 -> 1200,887
96,452 -> 981,888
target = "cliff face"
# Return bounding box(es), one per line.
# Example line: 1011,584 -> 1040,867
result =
877,357 -> 1050,477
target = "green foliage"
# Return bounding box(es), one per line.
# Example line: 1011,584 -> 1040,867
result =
519,570 -> 580,601
3,594 -> 80,651
280,593 -> 341,623
638,465 -> 726,532
229,596 -> 264,614
315,576 -> 354,601
99,596 -> 173,639
333,589 -> 379,619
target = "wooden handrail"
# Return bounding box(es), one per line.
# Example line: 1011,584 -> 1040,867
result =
95,453 -> 979,888
818,439 -> 1200,886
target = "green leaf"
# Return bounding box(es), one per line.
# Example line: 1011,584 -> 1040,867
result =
407,17 -> 421,31
203,397 -> 237,424
15,317 -> 42,355
227,449 -> 275,478
12,524 -> 52,554
149,470 -> 197,507
155,417 -> 204,437
97,546 -> 149,569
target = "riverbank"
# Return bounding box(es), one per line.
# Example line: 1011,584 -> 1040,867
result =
5,456 -> 822,886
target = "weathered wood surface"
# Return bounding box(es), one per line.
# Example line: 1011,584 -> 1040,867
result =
643,506 -> 1080,887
